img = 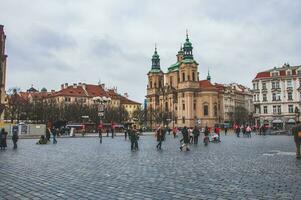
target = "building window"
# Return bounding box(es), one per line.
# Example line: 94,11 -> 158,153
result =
165,102 -> 168,112
253,83 -> 256,90
298,70 -> 301,75
277,93 -> 281,101
187,75 -> 190,81
288,105 -> 294,113
263,94 -> 267,102
192,72 -> 195,81
272,93 -> 276,101
182,73 -> 185,82
193,101 -> 196,110
169,77 -> 173,87
276,82 -> 280,89
262,82 -> 266,90
272,82 -> 275,89
287,71 -> 291,76
182,93 -> 184,98
288,92 -> 293,100
214,105 -> 217,117
287,80 -> 292,88
182,116 -> 185,123
183,103 -> 185,110
271,72 -> 278,77
263,106 -> 267,114
273,106 -> 277,114
204,105 -> 209,116
277,105 -> 281,114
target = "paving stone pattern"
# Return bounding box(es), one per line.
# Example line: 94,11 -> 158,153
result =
0,134 -> 300,200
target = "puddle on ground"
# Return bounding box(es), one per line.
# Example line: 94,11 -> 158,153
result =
263,150 -> 295,156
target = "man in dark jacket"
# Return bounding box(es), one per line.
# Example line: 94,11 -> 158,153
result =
129,125 -> 139,151
156,127 -> 165,150
292,121 -> 301,159
180,126 -> 190,151
192,126 -> 200,145
12,129 -> 19,149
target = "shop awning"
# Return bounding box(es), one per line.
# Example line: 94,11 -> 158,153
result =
287,119 -> 296,123
272,119 -> 283,123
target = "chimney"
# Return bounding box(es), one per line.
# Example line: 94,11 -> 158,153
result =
124,93 -> 128,98
101,83 -> 105,89
114,86 -> 117,93
78,82 -> 82,87
73,83 -> 77,88
61,84 -> 64,90
51,90 -> 55,93
65,83 -> 68,88
82,83 -> 86,90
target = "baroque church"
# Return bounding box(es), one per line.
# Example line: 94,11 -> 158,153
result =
146,33 -> 222,128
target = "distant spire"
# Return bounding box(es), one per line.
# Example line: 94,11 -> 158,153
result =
207,70 -> 211,82
186,29 -> 189,40
155,43 -> 157,53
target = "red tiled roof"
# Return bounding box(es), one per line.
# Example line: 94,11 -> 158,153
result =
85,84 -> 108,97
199,80 -> 217,91
52,84 -> 108,98
254,71 -> 270,79
107,89 -> 140,105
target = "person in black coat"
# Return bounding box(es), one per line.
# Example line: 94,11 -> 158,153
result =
0,128 -> 8,150
292,121 -> 301,159
192,126 -> 200,145
12,129 -> 19,149
156,127 -> 165,150
180,126 -> 190,151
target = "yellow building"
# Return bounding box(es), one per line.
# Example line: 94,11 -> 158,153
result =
146,34 -> 221,128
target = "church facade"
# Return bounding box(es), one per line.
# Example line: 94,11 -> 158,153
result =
146,34 -> 223,129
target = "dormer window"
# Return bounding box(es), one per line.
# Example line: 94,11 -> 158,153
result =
271,71 -> 278,77
286,70 -> 291,76
297,70 -> 301,75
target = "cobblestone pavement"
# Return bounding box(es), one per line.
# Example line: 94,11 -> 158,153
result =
0,133 -> 300,200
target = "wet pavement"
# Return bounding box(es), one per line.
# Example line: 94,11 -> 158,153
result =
0,133 -> 300,199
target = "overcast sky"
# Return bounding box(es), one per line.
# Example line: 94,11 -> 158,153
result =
1,0 -> 301,103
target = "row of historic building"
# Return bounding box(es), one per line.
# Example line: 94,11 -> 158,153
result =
17,83 -> 141,119
252,63 -> 301,129
0,25 -> 7,122
146,34 -> 253,128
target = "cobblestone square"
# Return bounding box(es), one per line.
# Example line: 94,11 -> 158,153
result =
0,134 -> 300,200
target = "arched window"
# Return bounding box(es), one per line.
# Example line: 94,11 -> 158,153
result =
182,73 -> 185,82
214,104 -> 217,116
204,105 -> 209,116
192,72 -> 195,81
150,81 -> 152,88
165,101 -> 168,112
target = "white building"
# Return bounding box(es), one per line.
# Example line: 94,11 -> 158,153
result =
252,63 -> 301,129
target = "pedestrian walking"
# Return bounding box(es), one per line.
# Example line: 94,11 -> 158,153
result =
12,128 -> 19,149
52,128 -> 57,144
192,126 -> 200,145
46,128 -> 51,141
172,127 -> 177,138
129,125 -> 139,151
98,128 -> 102,144
235,125 -> 240,138
111,127 -> 114,138
0,128 -> 8,150
124,128 -> 128,140
224,127 -> 228,136
292,121 -> 301,159
156,127 -> 165,150
180,126 -> 190,151
246,125 -> 252,138
106,128 -> 109,137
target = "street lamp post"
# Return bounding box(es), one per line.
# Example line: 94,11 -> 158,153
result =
93,96 -> 111,130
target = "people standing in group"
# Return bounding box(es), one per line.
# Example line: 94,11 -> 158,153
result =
192,126 -> 200,145
180,126 -> 190,151
246,125 -> 252,138
52,127 -> 57,144
156,126 -> 165,150
129,125 -> 139,151
0,128 -> 8,150
12,128 -> 19,149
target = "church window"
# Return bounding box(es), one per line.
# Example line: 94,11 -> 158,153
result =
204,105 -> 209,116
